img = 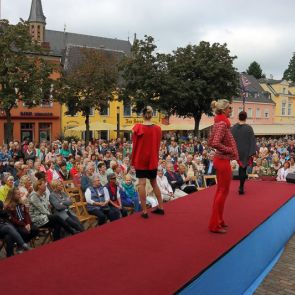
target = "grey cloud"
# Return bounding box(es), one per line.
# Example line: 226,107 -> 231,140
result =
3,0 -> 295,78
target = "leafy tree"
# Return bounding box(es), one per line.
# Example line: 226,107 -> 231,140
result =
246,61 -> 265,79
0,19 -> 54,143
283,52 -> 295,82
56,47 -> 120,145
120,37 -> 239,136
119,35 -> 165,112
161,42 -> 239,135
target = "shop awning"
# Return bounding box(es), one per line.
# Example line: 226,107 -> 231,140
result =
121,123 -> 212,131
64,121 -> 118,136
252,124 -> 295,136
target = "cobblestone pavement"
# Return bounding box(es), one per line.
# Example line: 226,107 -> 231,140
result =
255,234 -> 295,295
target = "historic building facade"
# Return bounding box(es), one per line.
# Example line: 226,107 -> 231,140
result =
260,78 -> 295,124
0,0 -> 62,144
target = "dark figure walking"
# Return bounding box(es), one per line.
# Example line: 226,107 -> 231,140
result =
231,111 -> 256,195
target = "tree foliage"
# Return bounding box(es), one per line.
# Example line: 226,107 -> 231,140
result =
283,52 -> 295,82
0,19 -> 54,142
119,35 -> 164,112
56,47 -> 120,145
120,38 -> 239,135
246,61 -> 265,79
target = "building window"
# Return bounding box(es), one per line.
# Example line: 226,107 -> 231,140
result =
100,106 -> 109,116
264,109 -> 269,118
282,101 -> 286,116
82,131 -> 94,141
256,108 -> 261,118
288,103 -> 292,116
238,107 -> 243,114
21,123 -> 34,142
123,103 -> 132,117
282,88 -> 287,94
247,108 -> 253,118
100,131 -> 109,140
39,123 -> 51,142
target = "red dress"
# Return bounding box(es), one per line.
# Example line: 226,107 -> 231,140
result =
131,124 -> 162,171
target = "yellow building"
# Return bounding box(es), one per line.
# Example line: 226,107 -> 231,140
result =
62,98 -> 162,140
260,79 -> 295,124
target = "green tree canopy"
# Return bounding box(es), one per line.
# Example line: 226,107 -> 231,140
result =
162,42 -> 239,135
120,38 -> 239,136
246,61 -> 265,79
119,35 -> 163,112
0,19 -> 54,143
283,52 -> 295,82
56,47 -> 120,145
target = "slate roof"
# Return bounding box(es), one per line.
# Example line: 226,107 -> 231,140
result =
45,30 -> 131,57
259,78 -> 283,85
234,74 -> 275,104
28,0 -> 46,24
63,45 -> 126,86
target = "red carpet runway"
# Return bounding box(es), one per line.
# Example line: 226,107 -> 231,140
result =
0,181 -> 294,295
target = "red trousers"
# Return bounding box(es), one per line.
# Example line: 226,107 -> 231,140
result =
209,157 -> 232,231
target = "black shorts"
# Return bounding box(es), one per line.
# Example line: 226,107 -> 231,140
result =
136,169 -> 157,179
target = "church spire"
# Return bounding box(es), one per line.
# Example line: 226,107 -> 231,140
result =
28,0 -> 46,43
28,0 -> 46,24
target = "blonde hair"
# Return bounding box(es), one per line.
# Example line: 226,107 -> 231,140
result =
51,179 -> 62,190
142,106 -> 153,120
19,175 -> 31,187
211,99 -> 230,115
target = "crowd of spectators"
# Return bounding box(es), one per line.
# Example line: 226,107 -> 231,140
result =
0,134 -> 294,258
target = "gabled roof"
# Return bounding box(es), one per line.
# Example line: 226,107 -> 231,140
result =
259,78 -> 282,85
45,30 -> 131,57
28,0 -> 46,24
63,45 -> 126,86
235,74 -> 275,104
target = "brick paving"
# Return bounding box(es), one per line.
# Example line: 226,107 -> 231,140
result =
255,234 -> 295,295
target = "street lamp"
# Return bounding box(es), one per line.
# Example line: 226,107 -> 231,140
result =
116,106 -> 120,139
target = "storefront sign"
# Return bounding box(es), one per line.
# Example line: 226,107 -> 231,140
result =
125,118 -> 158,124
20,112 -> 53,117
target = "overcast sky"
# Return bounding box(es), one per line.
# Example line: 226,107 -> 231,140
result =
2,0 -> 295,79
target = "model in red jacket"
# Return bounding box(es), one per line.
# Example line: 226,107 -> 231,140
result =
131,106 -> 164,219
208,100 -> 238,233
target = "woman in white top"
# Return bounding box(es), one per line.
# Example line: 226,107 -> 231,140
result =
276,161 -> 290,182
156,169 -> 173,202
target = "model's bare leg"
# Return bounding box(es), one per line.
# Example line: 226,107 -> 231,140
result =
138,178 -> 147,213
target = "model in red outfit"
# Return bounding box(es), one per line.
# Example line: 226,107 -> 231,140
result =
208,100 -> 238,233
131,106 -> 164,219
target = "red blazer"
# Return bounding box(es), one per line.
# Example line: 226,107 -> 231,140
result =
131,124 -> 162,170
209,120 -> 238,161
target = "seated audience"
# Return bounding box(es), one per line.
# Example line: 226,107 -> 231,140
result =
156,169 -> 174,202
0,200 -> 31,257
276,162 -> 290,182
85,175 -> 116,225
121,174 -> 141,211
49,180 -> 84,233
5,188 -> 39,243
103,173 -> 128,219
29,179 -> 76,240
